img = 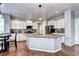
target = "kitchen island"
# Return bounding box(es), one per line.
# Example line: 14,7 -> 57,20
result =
26,34 -> 64,53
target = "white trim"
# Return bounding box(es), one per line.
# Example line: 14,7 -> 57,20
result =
74,43 -> 79,45
64,43 -> 75,46
28,47 -> 62,53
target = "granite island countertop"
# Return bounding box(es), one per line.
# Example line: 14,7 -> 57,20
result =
25,33 -> 65,38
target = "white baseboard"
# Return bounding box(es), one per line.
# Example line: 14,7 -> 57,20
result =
28,47 -> 62,53
74,43 -> 79,45
64,43 -> 75,46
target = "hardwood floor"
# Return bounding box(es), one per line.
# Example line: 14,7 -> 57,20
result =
0,41 -> 79,56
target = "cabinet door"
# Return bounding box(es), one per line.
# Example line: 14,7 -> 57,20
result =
27,37 -> 38,48
36,38 -> 53,50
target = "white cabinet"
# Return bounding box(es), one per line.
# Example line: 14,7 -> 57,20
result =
48,20 -> 54,25
54,19 -> 64,28
11,20 -> 19,29
10,33 -> 26,41
48,18 -> 64,28
17,34 -> 26,41
26,37 -> 61,52
11,20 -> 26,29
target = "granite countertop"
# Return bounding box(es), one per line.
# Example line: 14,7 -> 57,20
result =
25,33 -> 65,38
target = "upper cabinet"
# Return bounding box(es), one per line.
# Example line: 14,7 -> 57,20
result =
11,20 -> 26,29
48,18 -> 65,28
10,20 -> 38,29
54,19 -> 65,28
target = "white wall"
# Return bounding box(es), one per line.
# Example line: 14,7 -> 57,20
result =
0,15 -> 4,33
3,14 -> 10,33
64,10 -> 75,46
74,10 -> 79,44
75,18 -> 79,44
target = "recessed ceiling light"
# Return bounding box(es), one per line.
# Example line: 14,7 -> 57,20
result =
56,11 -> 59,13
39,17 -> 42,20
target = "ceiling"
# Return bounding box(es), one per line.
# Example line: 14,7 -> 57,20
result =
1,3 -> 79,21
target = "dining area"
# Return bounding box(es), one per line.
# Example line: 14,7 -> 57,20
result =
0,33 -> 17,53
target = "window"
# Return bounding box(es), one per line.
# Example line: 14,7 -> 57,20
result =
0,15 -> 4,33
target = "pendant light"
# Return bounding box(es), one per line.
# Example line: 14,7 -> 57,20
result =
38,5 -> 42,21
